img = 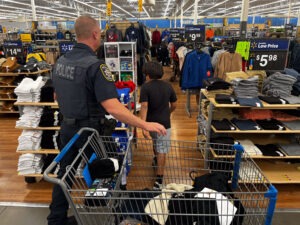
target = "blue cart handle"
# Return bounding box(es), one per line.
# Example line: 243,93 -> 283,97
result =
43,127 -> 100,184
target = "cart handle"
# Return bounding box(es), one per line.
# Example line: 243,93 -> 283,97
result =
43,127 -> 100,184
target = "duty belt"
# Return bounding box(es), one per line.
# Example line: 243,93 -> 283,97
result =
63,117 -> 105,126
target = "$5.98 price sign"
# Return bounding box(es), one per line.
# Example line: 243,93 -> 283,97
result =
255,54 -> 278,67
249,51 -> 287,71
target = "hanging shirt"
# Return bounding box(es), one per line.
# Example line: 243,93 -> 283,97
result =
235,41 -> 251,60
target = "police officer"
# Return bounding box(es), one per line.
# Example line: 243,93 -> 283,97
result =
47,15 -> 166,225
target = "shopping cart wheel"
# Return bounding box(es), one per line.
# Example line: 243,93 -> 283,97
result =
24,176 -> 37,183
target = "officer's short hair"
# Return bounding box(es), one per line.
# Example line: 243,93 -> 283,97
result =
143,62 -> 163,79
75,15 -> 99,39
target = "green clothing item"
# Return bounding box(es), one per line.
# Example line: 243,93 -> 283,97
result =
235,41 -> 250,60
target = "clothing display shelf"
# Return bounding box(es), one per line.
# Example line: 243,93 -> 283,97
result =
199,89 -> 300,184
104,42 -> 137,84
0,69 -> 51,114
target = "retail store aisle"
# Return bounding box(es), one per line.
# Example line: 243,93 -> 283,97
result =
0,205 -> 300,225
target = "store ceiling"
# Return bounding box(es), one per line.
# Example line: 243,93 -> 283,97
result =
0,0 -> 299,22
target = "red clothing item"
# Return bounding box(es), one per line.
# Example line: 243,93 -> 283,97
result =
152,30 -> 161,45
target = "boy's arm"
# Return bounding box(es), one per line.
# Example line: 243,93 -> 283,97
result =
140,102 -> 151,139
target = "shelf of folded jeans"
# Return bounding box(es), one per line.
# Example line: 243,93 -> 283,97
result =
211,126 -> 300,133
0,69 -> 50,76
14,102 -> 59,108
16,149 -> 60,154
210,148 -> 300,159
256,160 -> 300,184
15,126 -> 60,130
201,90 -> 300,109
259,101 -> 300,109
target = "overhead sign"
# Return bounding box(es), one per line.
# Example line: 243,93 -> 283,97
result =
249,38 -> 289,71
169,28 -> 184,42
107,1 -> 112,16
138,0 -> 143,12
185,25 -> 205,43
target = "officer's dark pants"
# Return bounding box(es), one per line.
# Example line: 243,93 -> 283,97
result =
47,121 -> 104,225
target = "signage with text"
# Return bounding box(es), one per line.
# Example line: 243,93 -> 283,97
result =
3,40 -> 23,58
169,28 -> 184,42
59,42 -> 75,54
185,25 -> 205,43
250,39 -> 289,51
249,39 -> 289,71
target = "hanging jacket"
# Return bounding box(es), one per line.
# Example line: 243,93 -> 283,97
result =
152,30 -> 161,45
106,27 -> 123,42
181,50 -> 212,89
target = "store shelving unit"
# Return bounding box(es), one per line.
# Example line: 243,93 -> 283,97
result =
199,89 -> 300,184
0,69 -> 51,113
104,42 -> 137,84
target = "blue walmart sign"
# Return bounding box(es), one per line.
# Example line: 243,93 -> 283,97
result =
250,39 -> 289,51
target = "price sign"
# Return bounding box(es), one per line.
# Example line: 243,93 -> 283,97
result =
249,39 -> 289,71
248,51 -> 288,71
3,40 -> 23,58
59,42 -> 75,54
185,25 -> 205,43
169,28 -> 184,42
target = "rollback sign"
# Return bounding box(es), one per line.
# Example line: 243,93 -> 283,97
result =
248,39 -> 289,71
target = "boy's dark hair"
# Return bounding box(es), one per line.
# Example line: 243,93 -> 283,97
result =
142,61 -> 164,79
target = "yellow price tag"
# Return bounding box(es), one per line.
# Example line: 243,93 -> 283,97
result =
20,33 -> 32,43
107,1 -> 112,16
138,0 -> 143,12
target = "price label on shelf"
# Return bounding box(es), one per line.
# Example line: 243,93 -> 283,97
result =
249,51 -> 288,71
3,40 -> 23,58
184,25 -> 205,43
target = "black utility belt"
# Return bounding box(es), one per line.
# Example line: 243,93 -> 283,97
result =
63,117 -> 105,126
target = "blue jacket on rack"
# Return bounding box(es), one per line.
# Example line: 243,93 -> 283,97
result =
181,50 -> 213,89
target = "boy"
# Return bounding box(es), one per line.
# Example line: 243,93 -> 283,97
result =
139,61 -> 177,190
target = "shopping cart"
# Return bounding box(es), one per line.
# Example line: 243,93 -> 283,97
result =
44,128 -> 277,225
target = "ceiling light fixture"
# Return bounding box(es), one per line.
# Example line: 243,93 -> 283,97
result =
163,0 -> 172,17
112,2 -> 135,18
143,6 -> 151,18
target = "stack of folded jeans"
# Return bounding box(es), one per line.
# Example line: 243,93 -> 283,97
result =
231,76 -> 262,107
263,72 -> 300,104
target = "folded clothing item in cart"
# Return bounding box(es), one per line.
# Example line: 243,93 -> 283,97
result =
88,158 -> 120,180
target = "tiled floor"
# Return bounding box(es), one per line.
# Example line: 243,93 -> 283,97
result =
0,204 -> 299,225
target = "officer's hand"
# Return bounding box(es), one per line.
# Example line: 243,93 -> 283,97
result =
144,122 -> 167,136
142,129 -> 151,139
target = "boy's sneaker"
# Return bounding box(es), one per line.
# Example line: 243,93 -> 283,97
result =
153,181 -> 163,190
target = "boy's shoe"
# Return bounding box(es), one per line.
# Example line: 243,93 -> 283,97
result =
153,181 -> 163,190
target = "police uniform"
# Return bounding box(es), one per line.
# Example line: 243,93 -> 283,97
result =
47,43 -> 118,225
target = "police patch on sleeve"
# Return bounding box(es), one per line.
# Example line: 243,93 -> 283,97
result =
100,64 -> 115,82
